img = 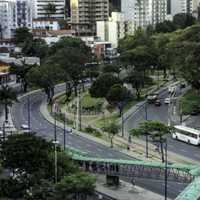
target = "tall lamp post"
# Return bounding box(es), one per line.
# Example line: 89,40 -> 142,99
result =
52,140 -> 59,183
164,140 -> 168,200
27,96 -> 31,132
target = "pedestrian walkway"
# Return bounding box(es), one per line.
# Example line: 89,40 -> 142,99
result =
95,175 -> 167,200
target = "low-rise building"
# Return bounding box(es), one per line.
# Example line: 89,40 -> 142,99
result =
33,18 -> 61,31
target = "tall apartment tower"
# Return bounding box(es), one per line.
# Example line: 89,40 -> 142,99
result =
0,0 -> 16,39
32,0 -> 66,19
134,0 -> 167,28
16,0 -> 32,29
0,0 -> 32,39
70,0 -> 109,36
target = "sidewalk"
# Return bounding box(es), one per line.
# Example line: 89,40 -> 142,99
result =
95,175 -> 166,200
40,100 -> 200,165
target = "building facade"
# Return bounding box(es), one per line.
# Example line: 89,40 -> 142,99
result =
96,12 -> 133,48
0,0 -> 16,39
0,0 -> 32,39
70,0 -> 109,35
16,0 -> 32,29
134,0 -> 167,28
32,0 -> 65,19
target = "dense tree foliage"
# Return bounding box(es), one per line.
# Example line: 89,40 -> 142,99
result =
0,134 -> 95,200
89,73 -> 120,98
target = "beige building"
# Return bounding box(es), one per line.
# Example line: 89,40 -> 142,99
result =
70,0 -> 109,35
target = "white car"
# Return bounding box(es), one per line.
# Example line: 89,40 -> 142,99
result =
21,124 -> 30,133
164,98 -> 170,104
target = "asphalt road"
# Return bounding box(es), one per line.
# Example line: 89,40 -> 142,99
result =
124,87 -> 200,161
11,85 -> 188,199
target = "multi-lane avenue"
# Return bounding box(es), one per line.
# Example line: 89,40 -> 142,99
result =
11,85 -> 191,198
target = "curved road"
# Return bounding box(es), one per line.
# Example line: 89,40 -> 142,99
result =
11,85 -> 187,199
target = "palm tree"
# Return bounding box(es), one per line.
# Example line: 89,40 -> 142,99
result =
130,121 -> 171,162
44,3 -> 56,18
0,85 -> 18,122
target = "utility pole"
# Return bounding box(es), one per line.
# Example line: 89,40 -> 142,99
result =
121,107 -> 124,137
76,91 -> 80,130
27,96 -> 31,132
52,140 -> 59,183
76,88 -> 81,131
63,112 -> 66,150
164,140 -> 168,200
145,102 -> 148,120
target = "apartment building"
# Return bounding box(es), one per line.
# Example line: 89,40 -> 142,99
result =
0,0 -> 32,39
16,0 -> 32,28
134,0 -> 167,28
0,0 -> 16,39
96,12 -> 134,48
70,0 -> 109,35
32,0 -> 65,19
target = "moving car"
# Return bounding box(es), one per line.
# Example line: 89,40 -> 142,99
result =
21,124 -> 30,133
154,99 -> 162,106
164,97 -> 170,104
147,93 -> 158,103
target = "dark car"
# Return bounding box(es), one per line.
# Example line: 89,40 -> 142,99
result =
191,108 -> 200,115
154,99 -> 162,106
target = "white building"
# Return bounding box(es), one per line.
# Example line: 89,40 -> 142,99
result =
32,0 -> 65,19
96,12 -> 132,48
33,19 -> 60,30
121,0 -> 136,21
134,0 -> 167,28
0,0 -> 16,39
0,0 -> 32,39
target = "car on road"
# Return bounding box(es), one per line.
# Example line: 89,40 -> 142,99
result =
21,124 -> 30,133
164,97 -> 170,104
147,93 -> 158,103
154,99 -> 162,106
191,108 -> 200,116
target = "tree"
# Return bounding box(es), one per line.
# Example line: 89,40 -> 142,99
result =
14,27 -> 33,45
167,24 -> 200,90
22,38 -> 49,59
24,180 -> 55,200
130,121 -> 171,162
1,133 -> 53,177
103,122 -> 120,148
125,70 -> 145,99
0,85 -> 17,122
152,33 -> 171,78
54,172 -> 96,200
106,84 -> 130,116
155,20 -> 176,33
173,13 -> 196,29
10,61 -> 36,93
48,37 -> 92,97
44,3 -> 56,18
27,64 -> 62,103
89,73 -> 120,98
102,64 -> 120,75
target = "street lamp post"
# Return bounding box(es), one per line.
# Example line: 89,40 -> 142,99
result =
54,112 -> 57,141
27,96 -> 31,132
52,140 -> 59,184
63,113 -> 66,150
164,140 -> 168,200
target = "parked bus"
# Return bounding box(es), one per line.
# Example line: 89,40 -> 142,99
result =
172,125 -> 200,145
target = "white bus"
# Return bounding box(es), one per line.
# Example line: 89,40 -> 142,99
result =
172,125 -> 200,145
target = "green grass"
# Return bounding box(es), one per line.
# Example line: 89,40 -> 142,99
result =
95,114 -> 119,129
81,93 -> 104,111
181,89 -> 200,115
